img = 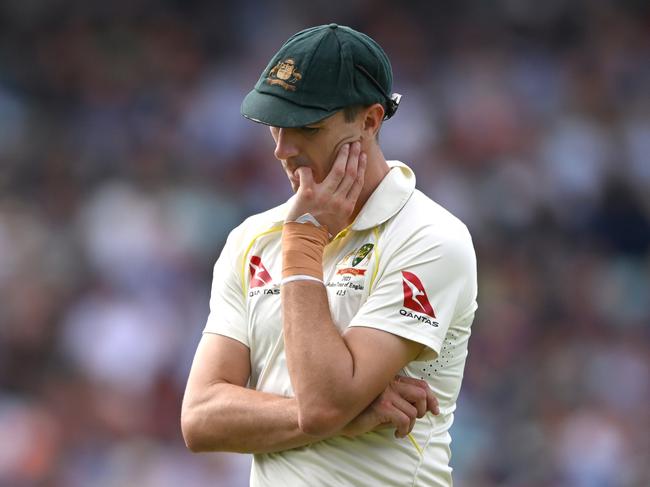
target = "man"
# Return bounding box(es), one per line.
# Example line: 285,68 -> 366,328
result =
181,24 -> 477,486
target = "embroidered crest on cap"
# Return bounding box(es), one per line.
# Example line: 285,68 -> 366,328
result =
266,58 -> 302,91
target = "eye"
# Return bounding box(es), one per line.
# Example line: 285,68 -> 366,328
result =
301,126 -> 320,135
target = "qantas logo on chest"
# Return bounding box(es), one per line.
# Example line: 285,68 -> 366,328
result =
249,256 -> 273,288
401,271 -> 436,319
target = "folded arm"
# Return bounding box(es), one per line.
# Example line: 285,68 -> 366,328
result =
181,333 -> 437,454
181,334 -> 310,454
282,282 -> 427,436
280,142 -> 433,437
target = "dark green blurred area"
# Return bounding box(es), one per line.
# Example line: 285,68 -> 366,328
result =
0,1 -> 648,486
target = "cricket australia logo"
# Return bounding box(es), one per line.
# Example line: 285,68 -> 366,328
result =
352,243 -> 374,267
327,243 -> 374,296
266,58 -> 302,91
400,271 -> 438,327
336,243 -> 374,277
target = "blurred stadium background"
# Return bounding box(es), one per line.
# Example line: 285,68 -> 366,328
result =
0,1 -> 649,486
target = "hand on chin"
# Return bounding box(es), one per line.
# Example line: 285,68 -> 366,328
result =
285,142 -> 366,237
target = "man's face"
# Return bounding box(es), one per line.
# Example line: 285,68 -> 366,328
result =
270,110 -> 362,192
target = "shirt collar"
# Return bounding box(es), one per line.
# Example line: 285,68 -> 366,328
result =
350,160 -> 416,231
271,160 -> 416,231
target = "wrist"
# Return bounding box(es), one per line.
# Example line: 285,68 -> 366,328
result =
291,213 -> 331,236
281,221 -> 329,279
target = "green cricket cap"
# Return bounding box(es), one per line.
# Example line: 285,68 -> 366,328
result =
241,23 -> 401,128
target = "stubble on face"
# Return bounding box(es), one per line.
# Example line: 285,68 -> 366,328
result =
277,110 -> 364,192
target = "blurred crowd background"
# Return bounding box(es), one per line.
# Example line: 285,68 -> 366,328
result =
1,0 -> 649,486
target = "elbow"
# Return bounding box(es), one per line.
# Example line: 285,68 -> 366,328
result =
181,406 -> 223,453
183,434 -> 204,454
297,405 -> 347,437
181,409 -> 204,452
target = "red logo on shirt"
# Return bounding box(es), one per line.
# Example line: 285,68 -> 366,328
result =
336,268 -> 366,276
249,256 -> 273,288
401,271 -> 435,318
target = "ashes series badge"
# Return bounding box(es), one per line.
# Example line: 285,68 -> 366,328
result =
327,243 -> 374,296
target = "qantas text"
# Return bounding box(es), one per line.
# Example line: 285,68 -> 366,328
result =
400,309 -> 439,327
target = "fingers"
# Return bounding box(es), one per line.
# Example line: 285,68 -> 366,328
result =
346,152 -> 366,201
373,391 -> 417,438
322,142 -> 351,192
365,377 -> 441,440
391,392 -> 419,422
332,142 -> 361,197
324,141 -> 364,196
386,407 -> 411,439
427,389 -> 440,416
295,166 -> 315,195
394,376 -> 440,416
290,141 -> 364,234
390,394 -> 418,437
393,380 -> 427,418
396,413 -> 414,439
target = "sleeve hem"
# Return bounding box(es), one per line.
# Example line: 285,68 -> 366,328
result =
202,329 -> 249,348
348,321 -> 443,360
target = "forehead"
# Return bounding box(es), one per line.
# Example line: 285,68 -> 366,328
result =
269,109 -> 349,131
305,109 -> 346,127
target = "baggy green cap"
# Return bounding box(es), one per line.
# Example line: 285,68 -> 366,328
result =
241,23 -> 401,128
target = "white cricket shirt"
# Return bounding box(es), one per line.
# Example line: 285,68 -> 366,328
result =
205,161 -> 478,487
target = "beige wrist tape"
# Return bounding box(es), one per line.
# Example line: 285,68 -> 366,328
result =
282,221 -> 329,279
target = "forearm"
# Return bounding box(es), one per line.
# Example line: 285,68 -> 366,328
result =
282,282 -> 367,432
280,221 -> 369,433
279,150 -> 422,434
182,382 -> 324,454
280,220 -> 392,434
280,233 -> 422,434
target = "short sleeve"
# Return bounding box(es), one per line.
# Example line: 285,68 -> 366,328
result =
203,228 -> 249,347
349,228 -> 477,361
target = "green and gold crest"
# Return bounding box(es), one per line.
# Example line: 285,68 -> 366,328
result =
352,243 -> 374,267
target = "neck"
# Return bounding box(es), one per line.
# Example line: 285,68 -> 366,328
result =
350,143 -> 390,222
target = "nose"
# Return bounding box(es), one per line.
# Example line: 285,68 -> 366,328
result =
273,128 -> 299,161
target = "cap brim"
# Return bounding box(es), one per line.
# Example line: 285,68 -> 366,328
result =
241,89 -> 335,128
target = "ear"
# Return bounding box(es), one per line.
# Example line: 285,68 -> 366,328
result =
361,103 -> 385,138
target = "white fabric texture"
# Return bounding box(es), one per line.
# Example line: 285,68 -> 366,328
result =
204,161 -> 478,486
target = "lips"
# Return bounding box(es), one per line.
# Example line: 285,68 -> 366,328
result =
287,164 -> 308,189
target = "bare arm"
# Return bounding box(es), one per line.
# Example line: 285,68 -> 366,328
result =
181,333 -> 438,453
282,283 -> 425,436
281,142 -> 434,436
181,333 -> 312,454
